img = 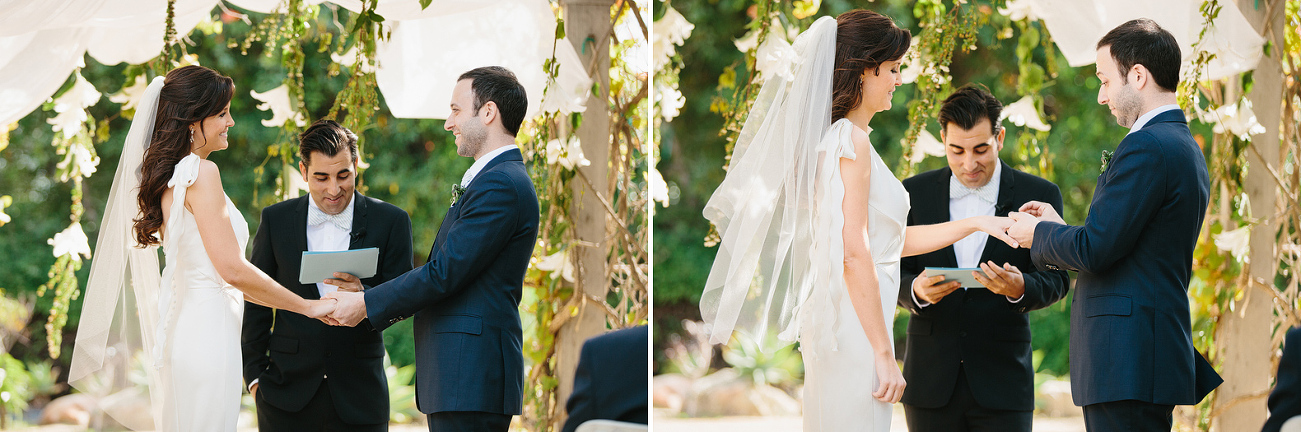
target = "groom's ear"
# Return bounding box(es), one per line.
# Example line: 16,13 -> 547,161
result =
480,101 -> 500,129
299,161 -> 309,181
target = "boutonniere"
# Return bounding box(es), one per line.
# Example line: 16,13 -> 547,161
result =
1100,149 -> 1114,174
450,184 -> 466,206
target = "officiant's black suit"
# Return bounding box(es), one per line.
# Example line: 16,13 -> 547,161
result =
896,162 -> 1070,431
242,192 -> 413,431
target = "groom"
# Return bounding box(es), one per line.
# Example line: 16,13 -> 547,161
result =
325,66 -> 539,432
242,119 -> 414,431
1007,19 -> 1222,431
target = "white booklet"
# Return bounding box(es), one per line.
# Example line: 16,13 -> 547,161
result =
299,247 -> 379,284
924,267 -> 984,288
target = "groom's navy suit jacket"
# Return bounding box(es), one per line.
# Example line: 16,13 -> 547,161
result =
1030,109 -> 1222,406
897,163 -> 1071,412
242,192 -> 413,425
365,149 -> 539,416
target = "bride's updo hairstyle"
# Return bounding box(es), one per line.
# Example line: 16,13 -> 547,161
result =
831,9 -> 911,121
133,65 -> 235,247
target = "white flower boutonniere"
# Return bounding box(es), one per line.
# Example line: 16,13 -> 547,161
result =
1100,149 -> 1114,174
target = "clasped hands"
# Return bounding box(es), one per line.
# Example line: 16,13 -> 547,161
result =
301,272 -> 370,327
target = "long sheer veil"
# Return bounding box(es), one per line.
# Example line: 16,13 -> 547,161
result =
69,76 -> 165,430
700,16 -> 838,350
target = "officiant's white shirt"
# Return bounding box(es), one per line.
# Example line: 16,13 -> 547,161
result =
307,196 -> 354,297
461,145 -> 519,187
913,163 -> 1024,307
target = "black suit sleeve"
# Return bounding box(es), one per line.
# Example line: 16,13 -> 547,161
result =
1011,182 -> 1071,313
242,207 -> 277,388
560,340 -> 597,432
380,208 -> 414,284
1265,328 -> 1301,432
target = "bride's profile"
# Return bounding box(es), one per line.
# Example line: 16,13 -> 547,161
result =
69,65 -> 336,431
701,9 -> 1017,431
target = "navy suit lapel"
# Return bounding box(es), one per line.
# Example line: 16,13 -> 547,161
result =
933,169 -> 959,268
978,162 -> 1017,263
349,191 -> 367,250
291,197 -> 318,299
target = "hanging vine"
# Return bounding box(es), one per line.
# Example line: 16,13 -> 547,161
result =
520,1 -> 649,430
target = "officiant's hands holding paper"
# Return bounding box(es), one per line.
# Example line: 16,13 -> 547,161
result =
972,261 -> 1025,299
324,272 -> 364,292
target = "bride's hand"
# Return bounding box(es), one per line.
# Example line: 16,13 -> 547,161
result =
972,215 -> 1019,249
873,352 -> 906,403
304,298 -> 337,320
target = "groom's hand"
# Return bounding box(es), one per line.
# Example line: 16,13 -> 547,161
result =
323,291 -> 367,327
1007,212 -> 1040,248
1018,201 -> 1064,224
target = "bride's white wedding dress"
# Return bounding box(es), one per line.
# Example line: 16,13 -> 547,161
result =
699,16 -> 906,432
798,119 -> 908,431
153,153 -> 247,431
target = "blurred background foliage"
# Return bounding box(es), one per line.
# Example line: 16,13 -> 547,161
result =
651,0 -> 1214,380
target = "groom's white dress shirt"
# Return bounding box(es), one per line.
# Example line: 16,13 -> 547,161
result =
461,145 -> 520,188
307,196 -> 354,297
1127,104 -> 1182,135
913,163 -> 1024,308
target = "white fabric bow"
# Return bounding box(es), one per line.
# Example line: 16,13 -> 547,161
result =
949,175 -> 998,204
308,203 -> 352,231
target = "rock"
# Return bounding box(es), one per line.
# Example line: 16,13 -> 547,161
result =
684,368 -> 800,417
653,373 -> 692,412
39,394 -> 93,426
1037,379 -> 1083,417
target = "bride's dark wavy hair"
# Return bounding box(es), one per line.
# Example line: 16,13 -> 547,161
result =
832,9 -> 911,121
133,65 -> 234,247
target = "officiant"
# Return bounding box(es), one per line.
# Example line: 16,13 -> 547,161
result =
894,84 -> 1071,432
241,119 -> 414,431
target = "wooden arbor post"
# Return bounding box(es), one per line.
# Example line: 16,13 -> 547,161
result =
555,0 -> 614,428
1214,0 -> 1285,430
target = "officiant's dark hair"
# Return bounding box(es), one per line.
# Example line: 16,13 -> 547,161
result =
939,84 -> 1003,136
459,66 -> 527,136
1096,19 -> 1180,93
832,9 -> 911,121
298,119 -> 358,166
134,65 -> 235,247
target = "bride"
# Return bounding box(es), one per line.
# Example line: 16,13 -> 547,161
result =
701,10 -> 1018,431
68,65 -> 336,431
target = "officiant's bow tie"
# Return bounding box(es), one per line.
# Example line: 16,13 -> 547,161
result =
949,176 -> 997,204
308,205 -> 352,231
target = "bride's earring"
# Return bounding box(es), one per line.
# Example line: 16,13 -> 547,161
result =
189,128 -> 194,143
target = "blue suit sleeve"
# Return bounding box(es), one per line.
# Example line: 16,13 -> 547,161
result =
1014,183 -> 1070,312
1030,132 -> 1167,274
364,172 -> 521,330
561,340 -> 597,432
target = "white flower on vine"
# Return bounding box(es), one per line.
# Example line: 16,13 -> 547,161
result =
250,85 -> 307,128
734,27 -> 760,53
899,50 -> 924,85
545,136 -> 590,170
1199,100 -> 1266,140
657,82 -> 686,123
756,36 -> 798,83
1000,96 -> 1052,131
48,72 -> 102,139
907,129 -> 948,164
0,195 -> 11,227
1213,225 -> 1251,262
533,249 -> 576,283
649,167 -> 669,208
109,75 -> 148,114
653,6 -> 695,71
57,143 -> 99,181
48,221 -> 92,261
998,0 -> 1045,21
331,45 -> 377,74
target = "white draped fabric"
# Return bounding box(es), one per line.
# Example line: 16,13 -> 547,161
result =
0,0 -> 592,126
1026,0 -> 1265,80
